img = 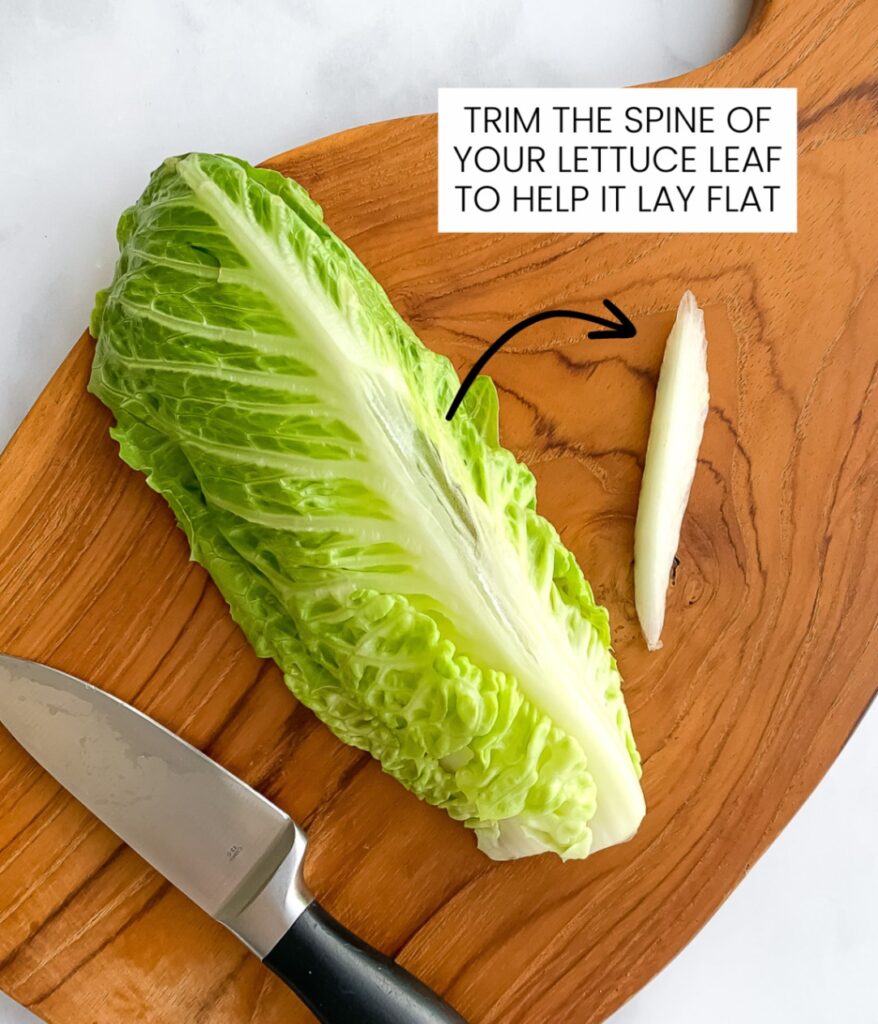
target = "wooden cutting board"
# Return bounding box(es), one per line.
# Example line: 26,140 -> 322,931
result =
0,1 -> 875,1021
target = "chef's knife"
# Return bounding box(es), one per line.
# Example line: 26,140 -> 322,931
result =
0,654 -> 465,1024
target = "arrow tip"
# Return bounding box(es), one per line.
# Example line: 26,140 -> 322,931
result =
587,300 -> 636,340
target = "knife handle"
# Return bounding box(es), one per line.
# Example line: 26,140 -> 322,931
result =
263,900 -> 467,1023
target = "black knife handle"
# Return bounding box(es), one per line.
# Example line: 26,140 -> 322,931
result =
263,900 -> 466,1023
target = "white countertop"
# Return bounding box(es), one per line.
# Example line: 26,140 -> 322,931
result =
0,2 -> 874,1021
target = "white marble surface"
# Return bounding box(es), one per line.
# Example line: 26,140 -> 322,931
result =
0,2 -> 874,1022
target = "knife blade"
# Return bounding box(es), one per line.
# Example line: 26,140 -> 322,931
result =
0,654 -> 465,1024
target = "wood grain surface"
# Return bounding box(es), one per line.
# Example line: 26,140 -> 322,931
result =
1,0 -> 876,1020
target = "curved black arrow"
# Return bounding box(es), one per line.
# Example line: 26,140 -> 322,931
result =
445,300 -> 636,421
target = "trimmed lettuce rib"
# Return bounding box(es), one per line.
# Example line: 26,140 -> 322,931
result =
89,153 -> 644,860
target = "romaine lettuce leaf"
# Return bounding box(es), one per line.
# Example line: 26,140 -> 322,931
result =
89,153 -> 644,860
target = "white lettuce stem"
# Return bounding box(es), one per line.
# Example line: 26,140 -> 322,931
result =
634,290 -> 709,651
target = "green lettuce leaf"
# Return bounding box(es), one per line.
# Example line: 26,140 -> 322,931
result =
89,153 -> 644,860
